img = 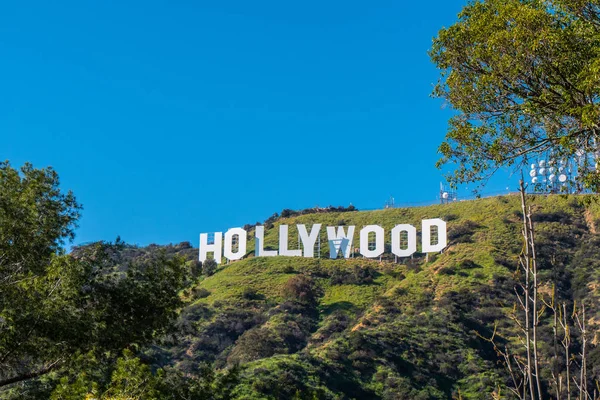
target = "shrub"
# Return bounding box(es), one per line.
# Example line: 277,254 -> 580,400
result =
330,265 -> 377,285
531,211 -> 572,224
443,214 -> 459,221
448,220 -> 481,244
494,254 -> 514,269
406,259 -> 421,272
438,266 -> 456,275
458,259 -> 480,269
227,327 -> 282,364
190,260 -> 202,277
282,265 -> 296,274
176,303 -> 212,335
380,263 -> 402,278
330,267 -> 348,285
281,209 -> 296,218
282,274 -> 322,307
351,265 -> 376,284
202,258 -> 218,276
194,287 -> 211,299
241,287 -> 262,300
310,311 -> 352,345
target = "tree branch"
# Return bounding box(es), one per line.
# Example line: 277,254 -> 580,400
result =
0,358 -> 63,388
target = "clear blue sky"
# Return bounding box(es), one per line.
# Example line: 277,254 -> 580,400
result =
1,1 -> 515,247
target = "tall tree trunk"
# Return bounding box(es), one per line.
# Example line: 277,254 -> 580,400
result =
577,302 -> 588,400
520,180 -> 536,399
561,303 -> 572,400
527,206 -> 543,400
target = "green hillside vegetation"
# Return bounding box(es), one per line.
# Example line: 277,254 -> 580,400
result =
138,194 -> 600,399
4,163 -> 600,399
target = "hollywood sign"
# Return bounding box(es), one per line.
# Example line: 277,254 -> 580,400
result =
199,219 -> 447,263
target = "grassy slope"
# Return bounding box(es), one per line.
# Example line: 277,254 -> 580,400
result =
194,194 -> 599,305
170,194 -> 600,399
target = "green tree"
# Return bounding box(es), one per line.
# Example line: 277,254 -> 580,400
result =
0,162 -> 189,396
51,350 -> 239,399
51,349 -> 160,400
430,0 -> 600,189
203,258 -> 218,276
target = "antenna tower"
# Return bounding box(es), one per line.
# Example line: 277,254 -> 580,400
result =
440,183 -> 458,204
527,147 -> 599,194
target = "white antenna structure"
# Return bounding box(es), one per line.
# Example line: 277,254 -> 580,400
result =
528,146 -> 599,194
440,182 -> 458,204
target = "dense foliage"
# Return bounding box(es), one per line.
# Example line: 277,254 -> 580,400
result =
0,162 -> 193,398
4,161 -> 600,399
430,0 -> 600,190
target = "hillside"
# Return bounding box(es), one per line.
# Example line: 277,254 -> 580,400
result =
128,195 -> 600,399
